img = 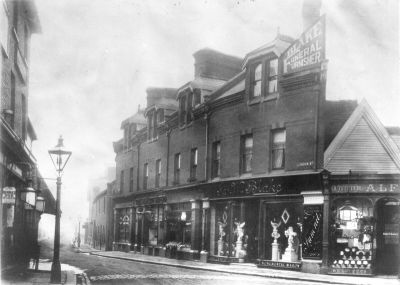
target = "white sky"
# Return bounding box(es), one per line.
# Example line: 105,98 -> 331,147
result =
28,0 -> 399,232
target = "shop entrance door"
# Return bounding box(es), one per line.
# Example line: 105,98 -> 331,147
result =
377,199 -> 400,275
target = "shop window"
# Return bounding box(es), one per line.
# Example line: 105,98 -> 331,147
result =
143,163 -> 148,190
212,141 -> 221,178
267,58 -> 278,94
251,63 -> 262,98
330,198 -> 374,274
174,153 -> 181,184
165,203 -> 192,249
271,129 -> 286,170
241,135 -> 253,174
155,159 -> 161,188
120,170 -> 124,193
190,148 -> 197,181
129,167 -> 134,192
117,208 -> 131,243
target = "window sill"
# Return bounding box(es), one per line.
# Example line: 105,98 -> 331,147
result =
211,177 -> 221,182
239,173 -> 252,179
147,137 -> 159,143
265,92 -> 279,101
248,96 -> 262,105
270,169 -> 285,175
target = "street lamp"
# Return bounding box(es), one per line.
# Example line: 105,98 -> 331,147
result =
35,196 -> 46,213
48,136 -> 72,284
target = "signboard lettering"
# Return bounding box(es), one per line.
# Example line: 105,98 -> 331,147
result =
282,16 -> 325,74
258,259 -> 301,270
302,205 -> 323,259
2,187 -> 16,204
331,184 -> 400,194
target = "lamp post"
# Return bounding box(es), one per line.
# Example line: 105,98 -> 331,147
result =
48,136 -> 72,284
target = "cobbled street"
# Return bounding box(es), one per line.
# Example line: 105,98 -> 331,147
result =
39,239 -> 326,285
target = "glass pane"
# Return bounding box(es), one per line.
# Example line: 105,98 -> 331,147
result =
244,136 -> 253,148
253,81 -> 261,97
244,153 -> 252,172
273,129 -> 286,144
272,149 -> 284,169
269,59 -> 278,76
268,78 -> 277,94
254,63 -> 262,80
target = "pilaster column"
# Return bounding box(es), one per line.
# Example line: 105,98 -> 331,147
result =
190,199 -> 201,251
113,209 -> 117,250
321,193 -> 330,272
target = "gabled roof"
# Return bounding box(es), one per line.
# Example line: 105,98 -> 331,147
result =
324,99 -> 400,174
242,34 -> 294,68
120,109 -> 146,129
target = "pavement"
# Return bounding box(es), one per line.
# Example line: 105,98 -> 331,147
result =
77,244 -> 400,285
1,259 -> 82,285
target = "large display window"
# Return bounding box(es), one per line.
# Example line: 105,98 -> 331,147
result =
116,208 -> 131,243
165,202 -> 192,248
262,200 -> 303,263
330,198 -> 374,274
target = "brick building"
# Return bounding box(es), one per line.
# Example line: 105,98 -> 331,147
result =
0,0 -> 55,271
108,5 -> 399,278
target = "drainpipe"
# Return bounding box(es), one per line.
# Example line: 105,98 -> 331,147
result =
204,112 -> 209,181
166,128 -> 171,186
136,143 -> 141,190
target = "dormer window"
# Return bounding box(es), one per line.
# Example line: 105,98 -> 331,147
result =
268,58 -> 278,94
148,113 -> 153,140
252,63 -> 262,98
157,109 -> 164,123
147,108 -> 162,141
179,96 -> 186,127
248,57 -> 279,100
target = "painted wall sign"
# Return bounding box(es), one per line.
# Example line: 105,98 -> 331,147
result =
2,187 -> 16,204
331,184 -> 400,194
302,205 -> 323,259
282,16 -> 325,74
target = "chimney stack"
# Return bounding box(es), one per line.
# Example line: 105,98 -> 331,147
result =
302,0 -> 322,31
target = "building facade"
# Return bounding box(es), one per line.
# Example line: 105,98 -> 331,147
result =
109,9 -> 399,278
0,0 -> 56,271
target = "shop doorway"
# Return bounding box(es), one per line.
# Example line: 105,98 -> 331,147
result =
376,198 -> 400,275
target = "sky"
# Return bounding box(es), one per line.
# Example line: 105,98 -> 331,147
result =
28,0 -> 399,236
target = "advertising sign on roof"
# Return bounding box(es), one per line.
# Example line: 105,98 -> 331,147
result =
282,16 -> 325,74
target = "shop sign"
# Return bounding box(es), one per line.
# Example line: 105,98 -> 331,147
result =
258,260 -> 301,270
302,205 -> 323,259
213,179 -> 282,198
331,184 -> 400,194
329,268 -> 372,276
282,16 -> 325,74
2,187 -> 16,204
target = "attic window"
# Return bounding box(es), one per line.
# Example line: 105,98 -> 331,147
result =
252,63 -> 262,98
268,58 -> 278,94
179,96 -> 186,127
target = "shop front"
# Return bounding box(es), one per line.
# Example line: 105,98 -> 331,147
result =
206,172 -> 326,268
328,180 -> 400,276
113,202 -> 134,252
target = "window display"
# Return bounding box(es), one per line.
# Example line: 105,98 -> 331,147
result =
330,198 -> 374,274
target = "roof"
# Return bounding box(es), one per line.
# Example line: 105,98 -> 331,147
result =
242,34 -> 294,68
324,99 -> 400,174
177,77 -> 227,99
120,109 -> 146,129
